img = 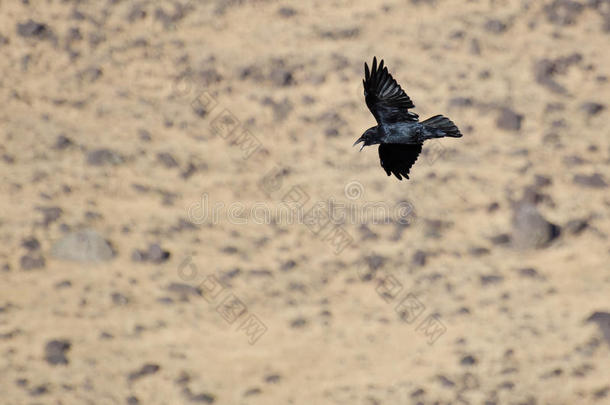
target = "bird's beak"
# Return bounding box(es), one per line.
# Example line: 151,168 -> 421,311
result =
353,137 -> 365,151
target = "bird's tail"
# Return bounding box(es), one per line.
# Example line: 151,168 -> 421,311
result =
422,115 -> 462,138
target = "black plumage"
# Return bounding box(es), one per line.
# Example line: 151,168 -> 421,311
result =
354,57 -> 462,180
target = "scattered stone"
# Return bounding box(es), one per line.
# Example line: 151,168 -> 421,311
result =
17,20 -> 52,39
449,97 -> 473,108
580,102 -> 605,116
480,274 -> 504,285
22,237 -> 40,251
280,260 -> 296,271
484,19 -> 508,33
128,364 -> 160,382
586,312 -> 610,346
412,250 -> 427,267
126,396 -> 140,405
517,267 -> 545,279
490,233 -> 511,245
36,206 -> 62,227
278,6 -> 297,17
45,339 -> 71,365
470,247 -> 490,256
511,201 -> 560,249
111,292 -> 129,305
20,253 -> 45,270
157,152 -> 179,168
183,387 -> 216,403
496,108 -> 523,131
54,134 -> 74,150
264,374 -> 281,384
564,218 -> 589,235
544,0 -> 584,26
319,27 -> 360,40
460,354 -> 477,366
573,173 -> 607,188
290,317 -> 307,328
86,148 -> 124,166
51,229 -> 115,262
534,54 -> 582,94
166,282 -> 202,299
132,244 -> 170,263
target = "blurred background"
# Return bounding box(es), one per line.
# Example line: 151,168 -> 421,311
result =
1,0 -> 609,404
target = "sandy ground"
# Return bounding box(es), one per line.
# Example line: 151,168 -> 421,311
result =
1,0 -> 609,404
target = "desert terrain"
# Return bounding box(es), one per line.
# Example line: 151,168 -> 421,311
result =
1,0 -> 609,404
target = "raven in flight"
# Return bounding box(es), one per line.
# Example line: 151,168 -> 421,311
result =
353,57 -> 462,180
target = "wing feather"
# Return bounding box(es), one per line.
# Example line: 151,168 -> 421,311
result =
363,57 -> 418,124
378,143 -> 422,180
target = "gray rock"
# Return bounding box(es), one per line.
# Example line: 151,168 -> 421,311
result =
45,339 -> 71,365
86,148 -> 124,166
574,173 -> 607,188
17,20 -> 52,39
51,229 -> 115,262
511,202 -> 560,249
586,311 -> 610,347
20,253 -> 45,270
496,108 -> 523,131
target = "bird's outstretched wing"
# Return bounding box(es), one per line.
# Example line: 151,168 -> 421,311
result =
364,57 -> 419,124
378,143 -> 422,180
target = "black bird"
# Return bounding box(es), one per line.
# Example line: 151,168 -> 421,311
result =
354,57 -> 462,180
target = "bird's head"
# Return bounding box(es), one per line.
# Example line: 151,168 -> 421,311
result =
353,127 -> 380,151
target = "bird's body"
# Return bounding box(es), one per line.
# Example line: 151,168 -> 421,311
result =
354,57 -> 462,180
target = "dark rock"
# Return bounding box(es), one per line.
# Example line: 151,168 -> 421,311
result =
534,54 -> 582,94
470,247 -> 490,256
544,0 -> 585,25
264,374 -> 281,383
490,233 -> 511,245
573,173 -> 607,188
111,292 -> 129,305
166,282 -> 202,298
412,250 -> 427,267
580,102 -> 605,116
157,152 -> 179,168
449,97 -> 473,108
437,375 -> 456,387
278,7 -> 296,17
517,268 -> 545,279
22,237 -> 40,251
54,135 -> 74,150
460,354 -> 477,366
86,148 -> 124,166
128,364 -> 160,382
480,274 -> 504,285
290,317 -> 307,328
183,387 -> 216,403
132,244 -> 170,263
45,339 -> 71,365
36,206 -> 62,227
319,27 -> 360,39
20,253 -> 45,270
534,175 -> 552,187
586,312 -> 610,346
17,20 -> 52,39
496,108 -> 523,131
126,396 -> 140,405
484,19 -> 508,33
280,260 -> 296,271
564,218 -> 589,235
